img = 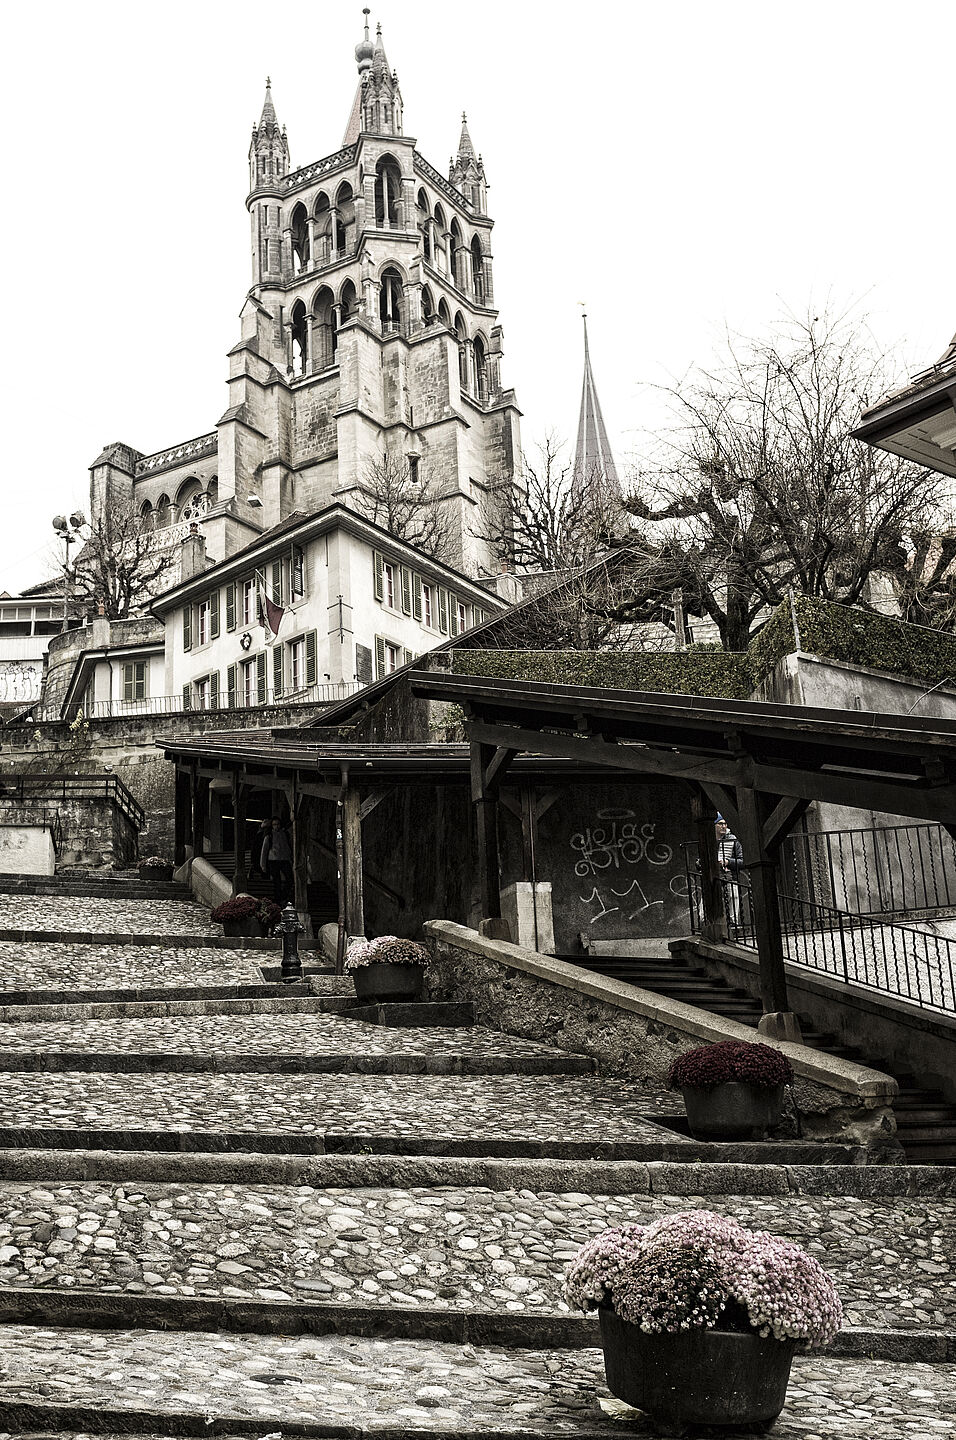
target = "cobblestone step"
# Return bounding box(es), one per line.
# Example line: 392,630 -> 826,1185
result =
0,895 -> 220,937
0,1181 -> 947,1338
0,1325 -> 948,1437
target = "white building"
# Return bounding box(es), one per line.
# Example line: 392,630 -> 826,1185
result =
149,503 -> 503,711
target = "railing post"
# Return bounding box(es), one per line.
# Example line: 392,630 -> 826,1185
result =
837,909 -> 849,984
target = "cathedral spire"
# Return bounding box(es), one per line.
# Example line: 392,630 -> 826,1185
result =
572,315 -> 621,503
450,110 -> 487,211
249,77 -> 289,190
456,112 -> 476,165
346,11 -> 403,140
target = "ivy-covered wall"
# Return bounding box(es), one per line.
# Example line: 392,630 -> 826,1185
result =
748,597 -> 956,690
449,648 -> 753,698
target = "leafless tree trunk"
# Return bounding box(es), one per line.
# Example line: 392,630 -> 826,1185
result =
69,501 -> 179,619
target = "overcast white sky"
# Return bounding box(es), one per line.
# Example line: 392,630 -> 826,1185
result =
2,0 -> 953,593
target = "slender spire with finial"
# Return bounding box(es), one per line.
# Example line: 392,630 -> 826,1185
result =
572,312 -> 621,503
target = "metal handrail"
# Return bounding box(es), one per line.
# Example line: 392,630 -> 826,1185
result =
0,774 -> 145,831
44,682 -> 363,723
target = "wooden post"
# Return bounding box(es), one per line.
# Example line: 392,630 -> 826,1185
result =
232,775 -> 248,894
470,741 -> 501,920
692,788 -> 727,941
191,769 -> 207,861
174,767 -> 190,866
342,783 -> 365,937
735,786 -> 790,1014
293,787 -> 311,933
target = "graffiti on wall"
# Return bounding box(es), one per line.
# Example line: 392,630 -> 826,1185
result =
0,664 -> 40,703
571,807 -> 684,926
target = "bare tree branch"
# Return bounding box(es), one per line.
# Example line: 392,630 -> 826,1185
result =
70,502 -> 179,619
354,452 -> 455,564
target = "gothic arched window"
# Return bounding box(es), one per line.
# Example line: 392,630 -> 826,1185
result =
290,203 -> 310,274
471,235 -> 485,304
380,268 -> 404,334
312,286 -> 336,368
290,300 -> 308,376
375,158 -> 402,228
473,333 -> 489,403
336,182 -> 354,256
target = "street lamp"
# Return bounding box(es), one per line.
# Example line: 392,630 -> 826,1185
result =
52,511 -> 87,632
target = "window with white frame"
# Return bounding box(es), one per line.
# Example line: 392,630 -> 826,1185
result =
288,637 -> 305,690
241,658 -> 257,707
457,600 -> 468,632
122,661 -> 147,702
197,599 -> 210,646
383,560 -> 396,608
194,676 -> 211,710
242,579 -> 255,626
421,582 -> 434,629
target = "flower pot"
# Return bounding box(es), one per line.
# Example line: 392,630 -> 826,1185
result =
352,962 -> 424,1002
599,1307 -> 796,1429
221,916 -> 263,939
681,1081 -> 785,1140
139,863 -> 173,882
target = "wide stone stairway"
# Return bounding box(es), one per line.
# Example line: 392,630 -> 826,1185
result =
0,883 -> 950,1435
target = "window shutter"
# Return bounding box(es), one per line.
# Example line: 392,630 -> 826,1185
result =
402,647 -> 414,667
373,551 -> 384,602
273,645 -> 283,697
123,664 -> 133,702
375,635 -> 386,680
271,560 -> 282,604
438,588 -> 448,634
210,590 -> 220,640
412,574 -> 423,621
226,583 -> 237,632
210,670 -> 220,708
182,682 -> 191,712
292,545 -> 305,597
305,630 -> 317,687
256,652 -> 267,704
449,598 -> 460,637
227,664 -> 237,707
400,567 -> 412,614
183,605 -> 192,652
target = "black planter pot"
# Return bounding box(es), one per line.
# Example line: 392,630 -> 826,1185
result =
600,1307 -> 796,1429
139,863 -> 173,883
352,962 -> 425,1002
221,916 -> 263,939
681,1081 -> 785,1140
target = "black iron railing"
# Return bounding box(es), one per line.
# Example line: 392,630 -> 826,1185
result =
0,774 -> 145,831
779,823 -> 956,917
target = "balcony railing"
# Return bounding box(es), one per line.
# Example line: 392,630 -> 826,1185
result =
52,682 -> 363,723
0,774 -> 145,831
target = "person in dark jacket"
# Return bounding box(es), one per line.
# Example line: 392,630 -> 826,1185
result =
715,816 -> 744,929
261,817 -> 293,905
250,817 -> 271,878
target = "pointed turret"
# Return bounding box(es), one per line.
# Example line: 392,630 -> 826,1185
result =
572,315 -> 621,505
450,111 -> 487,212
347,16 -> 403,138
249,78 -> 290,191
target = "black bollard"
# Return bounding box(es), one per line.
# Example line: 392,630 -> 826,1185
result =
280,901 -> 304,983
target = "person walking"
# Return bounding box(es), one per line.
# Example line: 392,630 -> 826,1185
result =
261,816 -> 294,905
250,817 -> 271,879
715,815 -> 744,931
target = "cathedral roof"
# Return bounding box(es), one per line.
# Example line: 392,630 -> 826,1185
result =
572,316 -> 621,501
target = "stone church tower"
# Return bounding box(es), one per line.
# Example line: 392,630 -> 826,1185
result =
92,15 -> 522,582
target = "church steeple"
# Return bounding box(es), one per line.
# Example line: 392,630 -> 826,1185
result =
572,315 -> 621,504
450,112 -> 487,213
249,78 -> 290,191
346,14 -> 403,139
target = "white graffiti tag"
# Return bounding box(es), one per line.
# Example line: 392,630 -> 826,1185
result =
578,887 -> 620,925
570,809 -> 673,878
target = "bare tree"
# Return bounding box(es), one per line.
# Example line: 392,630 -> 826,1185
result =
354,452 -> 454,563
624,308 -> 954,649
69,501 -> 178,619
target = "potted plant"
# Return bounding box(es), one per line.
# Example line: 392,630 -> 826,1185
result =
211,893 -> 264,938
668,1040 -> 794,1140
565,1209 -> 841,1430
345,934 -> 429,1001
255,897 -> 282,936
138,854 -> 174,883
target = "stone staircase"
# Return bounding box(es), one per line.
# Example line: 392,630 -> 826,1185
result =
203,847 -> 340,931
574,949 -> 956,1166
0,889 -> 948,1436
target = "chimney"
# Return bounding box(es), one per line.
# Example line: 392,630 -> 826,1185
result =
180,524 -> 207,579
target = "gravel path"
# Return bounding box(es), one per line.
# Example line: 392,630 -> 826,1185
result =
0,1071 -> 675,1144
0,1182 -> 947,1331
0,895 -> 221,937
0,1013 -> 583,1061
0,1325 -> 948,1436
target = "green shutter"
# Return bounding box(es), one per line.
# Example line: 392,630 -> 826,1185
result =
227,664 -> 236,707
373,551 -> 384,602
292,545 -> 305,597
305,631 -> 317,687
210,670 -> 220,708
273,645 -> 283,697
182,682 -> 191,711
271,561 -> 282,604
438,588 -> 448,634
210,590 -> 220,640
122,663 -> 133,702
402,647 -> 414,667
400,567 -> 412,614
256,652 -> 267,704
183,605 -> 192,652
412,574 -> 423,621
375,635 -> 386,680
226,583 -> 237,632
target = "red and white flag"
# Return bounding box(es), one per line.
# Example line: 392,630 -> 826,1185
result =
257,584 -> 285,642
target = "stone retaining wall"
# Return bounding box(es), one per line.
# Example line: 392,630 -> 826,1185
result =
423,921 -> 901,1159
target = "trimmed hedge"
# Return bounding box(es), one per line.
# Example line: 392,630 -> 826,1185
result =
748,596 -> 956,690
450,648 -> 753,699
